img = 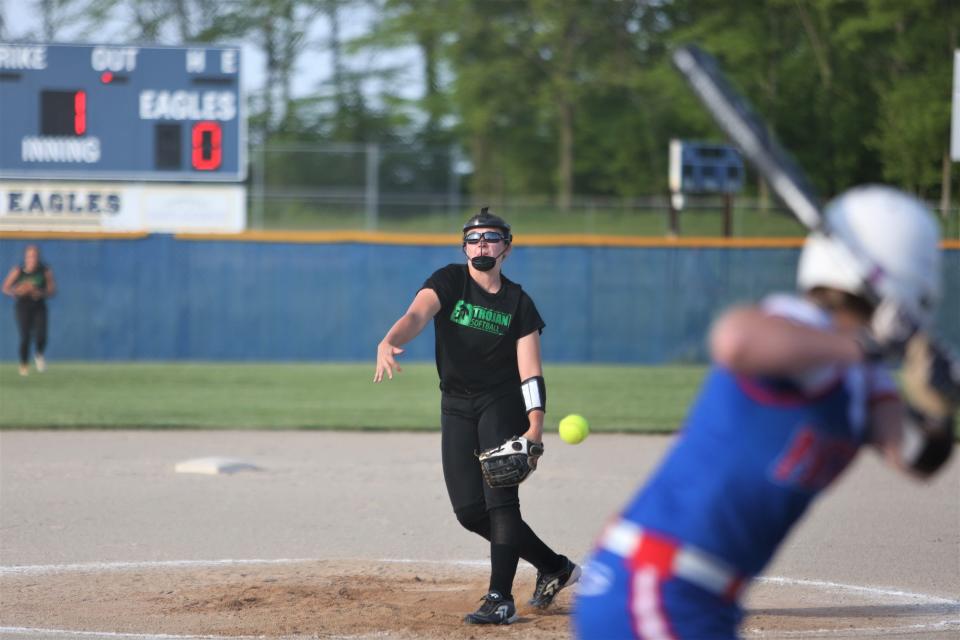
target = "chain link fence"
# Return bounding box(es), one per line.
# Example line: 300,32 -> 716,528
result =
247,143 -> 960,239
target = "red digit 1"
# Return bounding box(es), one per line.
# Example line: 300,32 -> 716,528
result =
74,90 -> 87,135
191,121 -> 222,170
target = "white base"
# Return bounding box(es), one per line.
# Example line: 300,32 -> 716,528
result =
174,457 -> 260,475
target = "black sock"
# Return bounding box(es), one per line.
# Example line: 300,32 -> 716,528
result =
489,543 -> 519,599
518,519 -> 564,574
486,506 -> 566,595
488,507 -> 522,598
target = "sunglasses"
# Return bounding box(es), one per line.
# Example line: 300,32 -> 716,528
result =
464,231 -> 506,244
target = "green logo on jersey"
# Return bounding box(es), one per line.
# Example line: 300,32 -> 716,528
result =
451,300 -> 512,335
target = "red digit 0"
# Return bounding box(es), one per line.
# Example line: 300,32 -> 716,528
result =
191,121 -> 222,170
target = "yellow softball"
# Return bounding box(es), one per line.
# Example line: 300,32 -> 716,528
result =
558,414 -> 589,444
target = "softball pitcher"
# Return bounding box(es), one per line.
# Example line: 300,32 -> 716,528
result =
375,208 -> 580,625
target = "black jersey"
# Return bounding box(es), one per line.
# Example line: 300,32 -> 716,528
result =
14,262 -> 48,297
423,263 -> 544,394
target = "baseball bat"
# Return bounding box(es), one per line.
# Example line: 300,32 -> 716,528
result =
670,44 -> 886,307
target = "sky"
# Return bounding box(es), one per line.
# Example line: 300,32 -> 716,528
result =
0,0 -> 422,102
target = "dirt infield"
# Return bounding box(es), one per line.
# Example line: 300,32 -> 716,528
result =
1,431 -> 958,639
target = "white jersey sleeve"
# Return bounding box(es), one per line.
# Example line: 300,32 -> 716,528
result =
760,293 -> 841,395
758,293 -> 900,410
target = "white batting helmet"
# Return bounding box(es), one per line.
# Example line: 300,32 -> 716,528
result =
797,185 -> 942,329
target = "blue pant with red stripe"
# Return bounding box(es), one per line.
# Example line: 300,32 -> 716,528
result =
573,549 -> 743,640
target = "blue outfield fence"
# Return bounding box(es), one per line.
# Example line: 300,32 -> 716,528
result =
1,234 -> 957,363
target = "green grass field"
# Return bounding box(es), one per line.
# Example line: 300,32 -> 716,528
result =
0,362 -> 706,431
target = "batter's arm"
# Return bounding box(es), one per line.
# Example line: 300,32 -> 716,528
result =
871,336 -> 958,477
374,288 -> 441,382
867,398 -> 916,474
517,330 -> 544,442
710,306 -> 864,376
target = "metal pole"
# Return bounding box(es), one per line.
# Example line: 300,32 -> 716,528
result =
365,143 -> 380,230
252,144 -> 266,230
448,144 -> 461,229
668,192 -> 683,237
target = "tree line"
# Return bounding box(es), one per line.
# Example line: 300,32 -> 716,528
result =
4,0 -> 957,212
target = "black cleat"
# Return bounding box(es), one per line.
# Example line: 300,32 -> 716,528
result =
529,556 -> 581,609
464,590 -> 518,625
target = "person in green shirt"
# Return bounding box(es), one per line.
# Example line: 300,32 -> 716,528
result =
3,245 -> 57,376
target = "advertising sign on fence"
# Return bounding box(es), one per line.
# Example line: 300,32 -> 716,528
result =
0,181 -> 246,232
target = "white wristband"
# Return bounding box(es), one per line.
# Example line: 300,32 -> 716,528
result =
521,376 -> 546,414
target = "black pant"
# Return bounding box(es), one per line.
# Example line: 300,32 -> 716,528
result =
441,388 -> 527,512
15,298 -> 47,365
440,387 -> 563,597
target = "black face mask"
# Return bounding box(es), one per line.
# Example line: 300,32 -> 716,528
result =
470,255 -> 497,272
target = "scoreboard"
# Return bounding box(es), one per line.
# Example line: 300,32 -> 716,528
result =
0,42 -> 245,182
669,139 -> 744,194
